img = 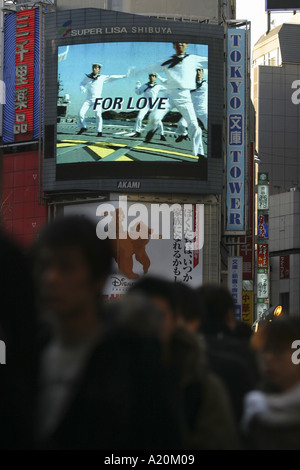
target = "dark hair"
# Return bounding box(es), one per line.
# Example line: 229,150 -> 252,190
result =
32,215 -> 114,281
197,283 -> 236,331
128,276 -> 178,318
173,282 -> 204,323
251,316 -> 300,352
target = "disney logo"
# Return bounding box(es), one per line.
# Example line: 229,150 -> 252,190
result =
111,276 -> 134,288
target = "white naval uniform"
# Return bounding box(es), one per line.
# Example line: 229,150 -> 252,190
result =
138,54 -> 205,155
135,81 -> 166,135
178,79 -> 208,135
78,73 -> 126,132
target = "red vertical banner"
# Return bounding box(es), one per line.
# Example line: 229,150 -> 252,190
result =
14,9 -> 35,141
257,244 -> 269,269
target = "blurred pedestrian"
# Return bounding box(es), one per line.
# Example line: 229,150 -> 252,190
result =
0,232 -> 38,449
242,316 -> 300,450
32,215 -> 114,449
197,283 -> 260,427
129,278 -> 241,449
32,218 -> 182,450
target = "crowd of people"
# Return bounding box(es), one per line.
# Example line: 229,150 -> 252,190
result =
1,215 -> 300,450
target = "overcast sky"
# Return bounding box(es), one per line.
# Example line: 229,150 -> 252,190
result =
236,0 -> 294,51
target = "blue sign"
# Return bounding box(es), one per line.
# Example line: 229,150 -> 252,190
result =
226,29 -> 246,232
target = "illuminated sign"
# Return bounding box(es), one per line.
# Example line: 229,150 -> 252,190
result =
258,243 -> 269,269
3,8 -> 40,143
56,41 -> 209,165
258,185 -> 269,211
257,273 -> 269,299
258,214 -> 269,240
226,29 -> 246,232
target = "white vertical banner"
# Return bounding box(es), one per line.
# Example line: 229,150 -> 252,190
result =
228,256 -> 243,321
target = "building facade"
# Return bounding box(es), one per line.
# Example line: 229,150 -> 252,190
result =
253,16 -> 300,318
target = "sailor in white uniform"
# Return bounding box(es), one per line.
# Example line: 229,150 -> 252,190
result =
176,68 -> 208,142
132,43 -> 205,156
133,73 -> 167,141
78,63 -> 127,137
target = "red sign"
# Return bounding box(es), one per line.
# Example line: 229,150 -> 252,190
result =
14,9 -> 35,140
280,255 -> 290,279
257,244 -> 269,269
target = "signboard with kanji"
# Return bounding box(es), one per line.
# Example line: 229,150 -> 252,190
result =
258,214 -> 269,240
226,29 -> 246,233
228,256 -> 243,321
258,243 -> 269,269
242,291 -> 253,326
3,8 -> 41,143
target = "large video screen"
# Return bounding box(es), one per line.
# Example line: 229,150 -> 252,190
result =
57,41 -> 208,168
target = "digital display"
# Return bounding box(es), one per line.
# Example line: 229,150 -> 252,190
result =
56,41 -> 209,167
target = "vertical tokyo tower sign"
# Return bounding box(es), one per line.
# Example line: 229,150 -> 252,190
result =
3,8 -> 40,143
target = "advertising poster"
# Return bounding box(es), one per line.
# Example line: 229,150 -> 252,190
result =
57,41 -> 208,165
64,200 -> 204,300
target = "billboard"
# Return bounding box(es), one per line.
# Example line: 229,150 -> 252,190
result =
57,41 -> 208,166
43,8 -> 224,195
64,200 -> 204,300
266,0 -> 300,10
3,8 -> 41,143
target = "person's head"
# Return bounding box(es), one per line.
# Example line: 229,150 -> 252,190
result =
197,283 -> 236,334
149,73 -> 157,83
251,317 -> 300,392
32,215 -> 113,324
128,276 -> 178,343
196,68 -> 204,80
173,42 -> 188,55
173,282 -> 204,332
92,63 -> 101,75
